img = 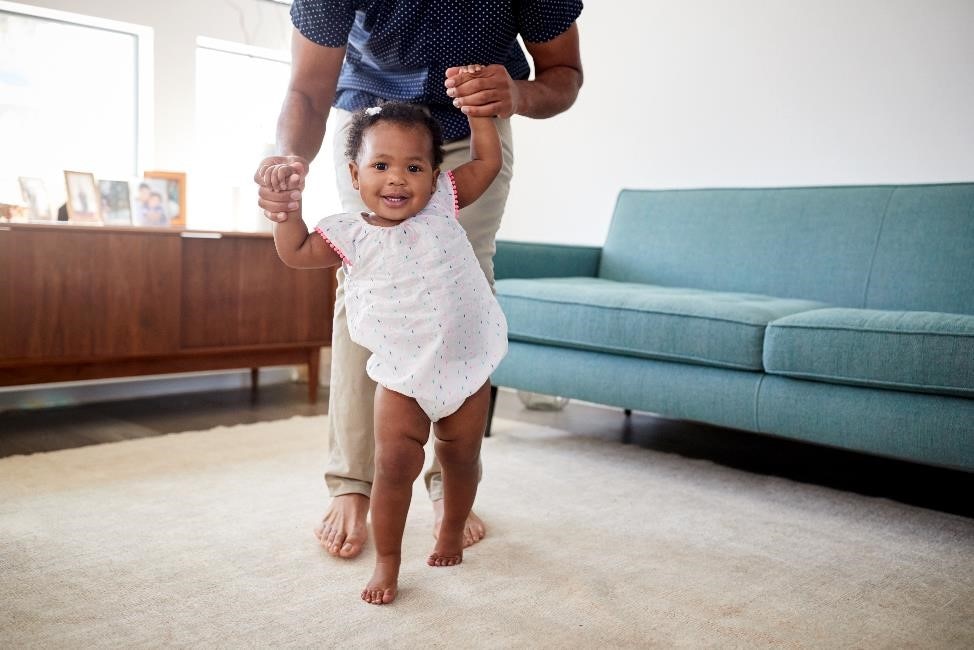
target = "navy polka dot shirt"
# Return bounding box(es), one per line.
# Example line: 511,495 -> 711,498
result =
291,0 -> 583,141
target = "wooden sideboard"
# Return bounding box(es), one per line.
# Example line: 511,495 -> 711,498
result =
0,222 -> 335,403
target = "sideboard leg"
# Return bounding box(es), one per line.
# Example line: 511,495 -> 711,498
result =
307,347 -> 321,404
250,367 -> 259,403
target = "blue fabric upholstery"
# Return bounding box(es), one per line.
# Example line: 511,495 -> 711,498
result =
492,341 -> 763,433
599,186 -> 891,306
764,308 -> 974,397
493,241 -> 601,281
491,183 -> 974,470
757,376 -> 974,471
497,277 -> 827,370
865,184 -> 974,314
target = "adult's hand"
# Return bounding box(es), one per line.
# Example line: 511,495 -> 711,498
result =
444,64 -> 520,119
446,24 -> 582,122
254,155 -> 308,222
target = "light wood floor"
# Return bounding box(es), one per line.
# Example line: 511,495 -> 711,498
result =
1,381 -> 970,518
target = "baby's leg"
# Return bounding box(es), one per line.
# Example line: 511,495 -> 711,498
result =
428,381 -> 492,567
362,386 -> 431,605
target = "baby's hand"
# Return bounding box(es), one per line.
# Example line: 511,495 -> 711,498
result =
444,63 -> 516,118
449,64 -> 484,77
444,65 -> 484,106
255,156 -> 308,222
257,159 -> 306,193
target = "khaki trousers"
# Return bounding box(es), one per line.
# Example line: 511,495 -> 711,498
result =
325,108 -> 514,501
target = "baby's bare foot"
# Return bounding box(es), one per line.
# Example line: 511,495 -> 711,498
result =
432,499 -> 486,548
361,558 -> 399,605
313,493 -> 369,558
428,524 -> 464,567
427,548 -> 463,567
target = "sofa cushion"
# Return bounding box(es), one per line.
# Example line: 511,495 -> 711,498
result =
599,186 -> 892,307
496,277 -> 828,370
764,308 -> 974,397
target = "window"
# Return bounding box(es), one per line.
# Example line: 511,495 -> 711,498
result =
194,37 -> 338,232
0,1 -> 151,208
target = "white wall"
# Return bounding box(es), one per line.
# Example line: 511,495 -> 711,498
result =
501,0 -> 974,245
12,0 -> 974,245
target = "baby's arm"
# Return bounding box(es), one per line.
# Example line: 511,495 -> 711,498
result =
272,202 -> 341,269
448,67 -> 503,209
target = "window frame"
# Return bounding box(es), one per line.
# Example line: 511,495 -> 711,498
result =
196,35 -> 290,66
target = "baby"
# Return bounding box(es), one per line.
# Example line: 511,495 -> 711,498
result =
270,89 -> 507,605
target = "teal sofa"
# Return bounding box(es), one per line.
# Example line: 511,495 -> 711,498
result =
488,183 -> 974,471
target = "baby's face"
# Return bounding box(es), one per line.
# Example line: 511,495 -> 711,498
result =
349,122 -> 438,222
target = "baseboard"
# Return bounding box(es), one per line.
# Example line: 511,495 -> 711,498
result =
0,367 -> 295,412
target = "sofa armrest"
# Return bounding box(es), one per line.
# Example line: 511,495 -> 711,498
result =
494,240 -> 602,280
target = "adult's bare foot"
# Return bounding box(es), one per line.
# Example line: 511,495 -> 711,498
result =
313,493 -> 369,558
432,499 -> 485,548
361,557 -> 399,605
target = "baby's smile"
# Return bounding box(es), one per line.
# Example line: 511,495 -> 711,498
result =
381,194 -> 409,207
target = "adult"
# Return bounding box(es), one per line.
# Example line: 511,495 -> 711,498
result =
255,0 -> 584,559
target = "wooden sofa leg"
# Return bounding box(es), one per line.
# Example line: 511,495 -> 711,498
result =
484,384 -> 499,438
624,409 -> 632,417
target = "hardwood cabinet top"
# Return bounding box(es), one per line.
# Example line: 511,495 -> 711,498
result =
0,221 -> 273,239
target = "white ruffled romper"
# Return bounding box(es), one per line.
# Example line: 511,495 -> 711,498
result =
315,171 -> 508,422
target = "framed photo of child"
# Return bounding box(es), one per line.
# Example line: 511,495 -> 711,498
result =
144,170 -> 186,227
132,178 -> 171,227
63,171 -> 102,223
18,176 -> 54,221
98,179 -> 133,225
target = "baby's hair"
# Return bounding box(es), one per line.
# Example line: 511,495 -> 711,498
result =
345,101 -> 445,169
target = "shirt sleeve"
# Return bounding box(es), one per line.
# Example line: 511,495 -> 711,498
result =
423,171 -> 460,219
517,0 -> 583,44
315,214 -> 361,267
290,0 -> 357,47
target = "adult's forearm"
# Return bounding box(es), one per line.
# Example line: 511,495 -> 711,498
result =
513,66 -> 583,119
276,90 -> 328,162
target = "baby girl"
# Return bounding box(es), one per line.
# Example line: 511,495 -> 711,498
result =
270,85 -> 506,605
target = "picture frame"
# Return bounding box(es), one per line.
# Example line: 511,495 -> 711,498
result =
0,203 -> 25,222
131,177 -> 171,227
144,170 -> 186,227
63,170 -> 102,223
18,176 -> 53,221
98,179 -> 133,225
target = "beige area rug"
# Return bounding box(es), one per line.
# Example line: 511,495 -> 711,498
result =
1,416 -> 972,648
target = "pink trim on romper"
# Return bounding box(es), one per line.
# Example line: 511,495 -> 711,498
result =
446,170 -> 460,219
314,227 -> 352,266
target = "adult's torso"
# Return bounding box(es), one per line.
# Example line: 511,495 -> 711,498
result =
290,0 -> 580,140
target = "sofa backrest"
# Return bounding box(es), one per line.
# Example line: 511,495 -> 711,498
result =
599,183 -> 974,314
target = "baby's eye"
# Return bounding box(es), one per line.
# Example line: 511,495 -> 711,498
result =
407,164 -> 423,173
373,162 -> 387,171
